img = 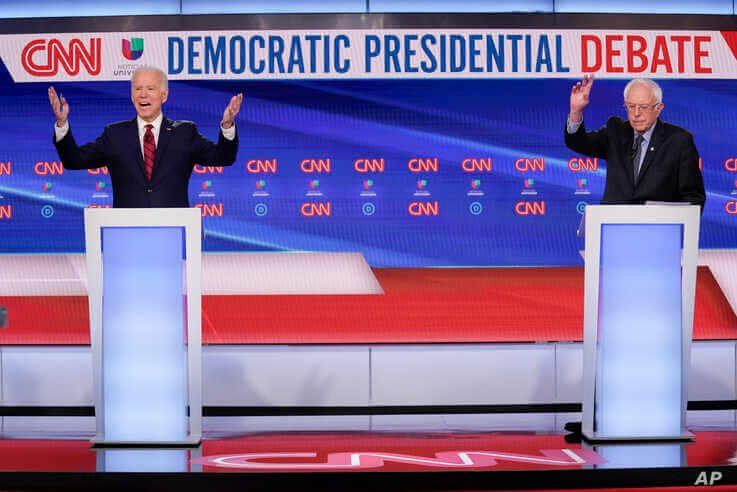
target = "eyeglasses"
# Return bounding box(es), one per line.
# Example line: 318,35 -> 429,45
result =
623,102 -> 661,113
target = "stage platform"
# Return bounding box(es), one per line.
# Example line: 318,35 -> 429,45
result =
0,252 -> 736,491
0,416 -> 736,491
0,251 -> 736,423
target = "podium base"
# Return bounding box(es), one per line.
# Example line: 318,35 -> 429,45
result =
582,430 -> 694,443
91,434 -> 202,448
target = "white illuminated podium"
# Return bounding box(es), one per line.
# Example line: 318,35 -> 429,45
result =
84,208 -> 202,446
582,204 -> 700,442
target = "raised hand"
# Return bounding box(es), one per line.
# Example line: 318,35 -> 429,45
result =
569,74 -> 594,122
48,86 -> 69,127
221,93 -> 243,129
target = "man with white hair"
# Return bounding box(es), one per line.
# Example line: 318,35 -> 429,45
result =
48,66 -> 243,208
565,75 -> 705,208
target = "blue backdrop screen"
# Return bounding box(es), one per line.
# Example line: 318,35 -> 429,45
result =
0,24 -> 734,267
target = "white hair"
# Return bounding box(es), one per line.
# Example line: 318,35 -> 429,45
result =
623,78 -> 662,104
131,65 -> 168,92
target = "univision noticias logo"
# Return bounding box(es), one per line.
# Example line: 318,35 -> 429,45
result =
122,38 -> 144,61
360,179 -> 376,197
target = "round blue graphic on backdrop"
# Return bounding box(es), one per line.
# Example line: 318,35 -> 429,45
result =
40,205 -> 55,218
362,202 -> 376,216
254,203 -> 268,217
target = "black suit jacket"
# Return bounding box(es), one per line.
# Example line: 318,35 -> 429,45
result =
54,117 -> 239,208
564,117 -> 705,208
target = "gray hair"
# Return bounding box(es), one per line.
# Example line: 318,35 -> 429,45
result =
131,65 -> 168,92
623,78 -> 662,104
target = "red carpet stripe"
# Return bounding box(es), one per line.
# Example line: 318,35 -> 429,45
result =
0,266 -> 734,345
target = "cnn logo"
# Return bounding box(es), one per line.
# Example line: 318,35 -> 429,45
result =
193,165 -> 223,174
301,159 -> 332,173
354,158 -> 385,173
34,161 -> 64,175
87,167 -> 109,175
408,201 -> 439,216
195,203 -> 224,217
515,158 -> 544,172
0,161 -> 11,176
461,158 -> 492,173
515,201 -> 546,215
568,157 -> 598,172
301,202 -> 332,217
22,38 -> 101,76
246,159 -> 277,174
408,158 -> 439,173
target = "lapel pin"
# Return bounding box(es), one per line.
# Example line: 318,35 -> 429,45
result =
650,147 -> 655,151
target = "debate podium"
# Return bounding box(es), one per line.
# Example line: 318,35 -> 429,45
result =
84,208 -> 202,446
582,204 -> 700,442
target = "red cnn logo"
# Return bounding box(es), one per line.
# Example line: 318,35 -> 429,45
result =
301,202 -> 332,217
408,201 -> 439,216
515,201 -> 546,215
0,205 -> 12,219
0,161 -> 11,176
726,201 -> 737,215
246,159 -> 277,174
300,159 -> 332,173
21,38 -> 102,76
195,203 -> 224,217
568,157 -> 599,172
34,161 -> 64,175
724,158 -> 737,172
515,157 -> 545,172
193,165 -> 223,174
87,167 -> 109,175
408,158 -> 439,173
461,158 -> 493,173
354,158 -> 385,173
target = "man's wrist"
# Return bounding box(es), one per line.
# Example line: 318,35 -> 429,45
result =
220,122 -> 236,141
568,111 -> 583,123
56,119 -> 67,128
221,121 -> 233,129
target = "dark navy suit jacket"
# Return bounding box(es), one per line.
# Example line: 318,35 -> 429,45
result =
54,117 -> 238,208
565,117 -> 705,208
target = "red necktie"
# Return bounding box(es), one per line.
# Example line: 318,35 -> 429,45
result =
143,124 -> 156,181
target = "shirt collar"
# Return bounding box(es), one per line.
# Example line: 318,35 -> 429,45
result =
634,120 -> 657,143
137,113 -> 163,132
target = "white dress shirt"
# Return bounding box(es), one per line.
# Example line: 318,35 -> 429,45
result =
54,114 -> 236,152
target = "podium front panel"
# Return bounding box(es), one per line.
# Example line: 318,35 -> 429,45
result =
596,223 -> 682,438
85,207 -> 202,446
582,204 -> 699,442
101,226 -> 187,442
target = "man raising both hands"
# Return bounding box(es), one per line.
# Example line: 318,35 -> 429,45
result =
48,65 -> 243,208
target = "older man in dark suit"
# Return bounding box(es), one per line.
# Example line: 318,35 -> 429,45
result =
565,76 -> 705,208
48,66 -> 243,208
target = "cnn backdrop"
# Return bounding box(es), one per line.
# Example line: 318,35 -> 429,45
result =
0,16 -> 735,266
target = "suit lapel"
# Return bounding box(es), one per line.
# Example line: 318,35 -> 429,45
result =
635,119 -> 664,185
620,122 -> 636,187
151,117 -> 174,183
127,118 -> 146,179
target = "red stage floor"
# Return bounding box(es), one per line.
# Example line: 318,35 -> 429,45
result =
0,424 -> 736,490
0,266 -> 734,345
